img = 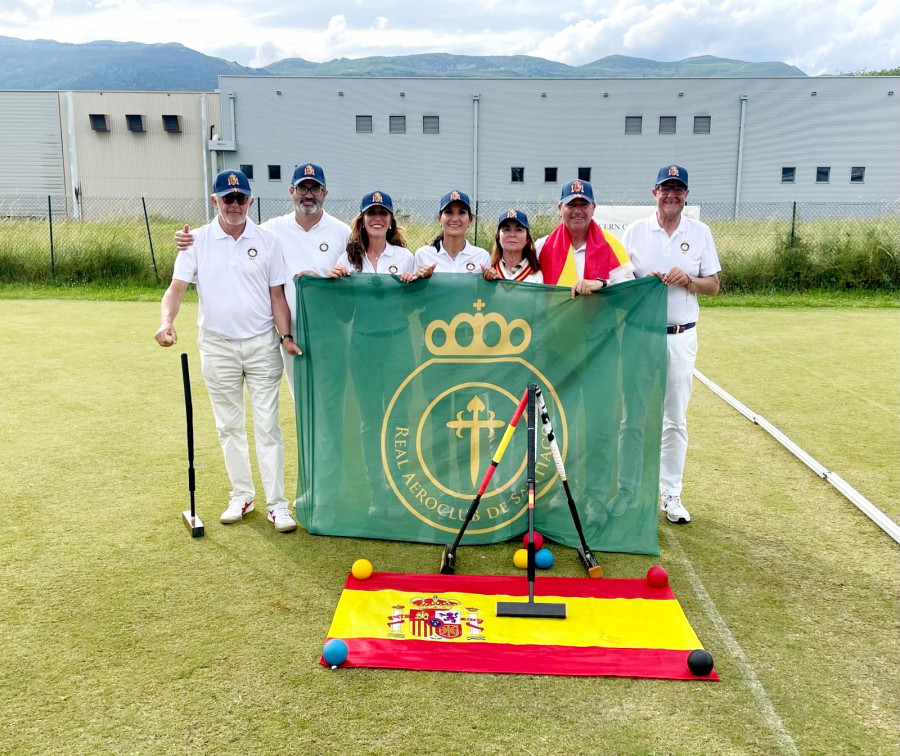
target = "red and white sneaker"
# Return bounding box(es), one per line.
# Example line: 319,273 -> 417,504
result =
220,498 -> 254,524
268,506 -> 297,533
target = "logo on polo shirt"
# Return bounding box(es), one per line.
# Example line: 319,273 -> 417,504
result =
466,262 -> 476,272
247,247 -> 258,259
319,242 -> 329,252
681,242 -> 690,252
389,265 -> 398,274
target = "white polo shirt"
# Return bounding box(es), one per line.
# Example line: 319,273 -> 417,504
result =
173,216 -> 286,339
263,210 -> 351,318
622,213 -> 721,325
336,244 -> 416,275
414,240 -> 491,273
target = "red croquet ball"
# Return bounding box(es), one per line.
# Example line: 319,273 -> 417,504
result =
523,531 -> 544,550
647,565 -> 669,587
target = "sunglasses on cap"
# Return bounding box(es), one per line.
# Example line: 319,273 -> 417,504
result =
221,193 -> 250,205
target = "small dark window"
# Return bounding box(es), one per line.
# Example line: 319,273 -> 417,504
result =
423,115 -> 440,134
240,164 -> 254,180
268,165 -> 281,181
162,114 -> 182,133
781,167 -> 796,184
89,114 -> 109,132
126,114 -> 144,132
659,116 -> 676,134
816,167 -> 830,183
624,116 -> 642,135
356,115 -> 373,133
511,167 -> 524,183
693,116 -> 711,134
578,167 -> 591,182
850,166 -> 865,183
544,167 -> 558,183
389,115 -> 406,134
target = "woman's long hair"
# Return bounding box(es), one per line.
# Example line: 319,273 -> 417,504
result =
491,224 -> 540,271
430,205 -> 474,249
345,211 -> 408,271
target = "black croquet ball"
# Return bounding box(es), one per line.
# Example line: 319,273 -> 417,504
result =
687,649 -> 714,676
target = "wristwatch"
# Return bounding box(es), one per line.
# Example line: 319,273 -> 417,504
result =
280,333 -> 294,343
595,278 -> 608,288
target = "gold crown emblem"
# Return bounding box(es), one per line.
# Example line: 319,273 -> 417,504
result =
571,180 -> 583,193
410,595 -> 461,609
668,166 -> 680,176
373,191 -> 383,203
450,190 -> 460,200
506,210 -> 517,218
227,173 -> 240,186
425,302 -> 531,356
304,164 -> 315,175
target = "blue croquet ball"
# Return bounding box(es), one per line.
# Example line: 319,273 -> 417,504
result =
322,639 -> 349,667
687,649 -> 714,676
534,548 -> 554,569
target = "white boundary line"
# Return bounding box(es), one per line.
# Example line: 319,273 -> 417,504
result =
663,529 -> 800,756
694,369 -> 900,545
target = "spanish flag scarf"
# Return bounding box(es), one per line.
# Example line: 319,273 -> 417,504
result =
539,220 -> 617,287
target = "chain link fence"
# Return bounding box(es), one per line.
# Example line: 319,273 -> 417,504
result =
1,195 -> 898,290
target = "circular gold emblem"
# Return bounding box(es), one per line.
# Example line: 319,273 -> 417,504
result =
466,262 -> 476,272
389,265 -> 398,274
680,242 -> 690,252
319,243 -> 329,252
247,247 -> 258,259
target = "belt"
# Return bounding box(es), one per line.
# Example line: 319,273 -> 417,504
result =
666,322 -> 696,335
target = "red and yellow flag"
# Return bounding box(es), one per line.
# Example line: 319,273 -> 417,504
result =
322,572 -> 717,680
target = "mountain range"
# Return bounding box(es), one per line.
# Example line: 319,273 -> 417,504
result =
0,36 -> 807,92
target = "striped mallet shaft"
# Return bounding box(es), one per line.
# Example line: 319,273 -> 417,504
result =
475,387 -> 529,496
535,387 -> 600,576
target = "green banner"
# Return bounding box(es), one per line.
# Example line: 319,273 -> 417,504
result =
294,274 -> 667,556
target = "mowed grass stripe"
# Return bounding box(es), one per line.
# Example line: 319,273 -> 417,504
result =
0,300 -> 896,756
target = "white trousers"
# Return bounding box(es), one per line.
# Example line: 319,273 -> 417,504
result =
660,327 -> 698,496
198,328 -> 288,509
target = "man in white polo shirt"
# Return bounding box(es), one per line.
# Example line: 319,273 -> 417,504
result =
621,165 -> 721,524
156,169 -> 303,532
176,162 -> 350,399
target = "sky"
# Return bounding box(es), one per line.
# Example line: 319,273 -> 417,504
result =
3,0 -> 898,76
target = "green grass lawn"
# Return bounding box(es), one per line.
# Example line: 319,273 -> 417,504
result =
0,299 -> 897,755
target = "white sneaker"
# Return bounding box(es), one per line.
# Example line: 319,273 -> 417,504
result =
221,498 -> 254,524
268,506 -> 297,533
661,494 -> 691,524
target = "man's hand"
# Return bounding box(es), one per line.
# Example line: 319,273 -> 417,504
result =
282,337 -> 302,356
174,224 -> 194,251
155,322 -> 177,346
661,266 -> 691,288
570,279 -> 607,299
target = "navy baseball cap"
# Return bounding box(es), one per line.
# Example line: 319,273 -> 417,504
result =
439,189 -> 472,213
497,209 -> 530,230
213,169 -> 251,197
291,163 -> 326,188
655,165 -> 689,187
360,191 -> 393,213
560,179 -> 594,205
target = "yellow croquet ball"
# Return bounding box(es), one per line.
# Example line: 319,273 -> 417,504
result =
351,558 -> 374,580
513,548 -> 529,569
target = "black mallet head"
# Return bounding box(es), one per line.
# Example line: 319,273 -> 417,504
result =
687,649 -> 714,676
182,511 -> 205,538
439,545 -> 456,574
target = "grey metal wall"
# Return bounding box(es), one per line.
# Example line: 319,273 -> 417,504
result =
217,75 -> 900,206
0,91 -> 66,196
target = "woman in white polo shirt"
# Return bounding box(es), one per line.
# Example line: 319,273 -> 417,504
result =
413,190 -> 491,277
328,191 -> 415,278
482,209 -> 543,283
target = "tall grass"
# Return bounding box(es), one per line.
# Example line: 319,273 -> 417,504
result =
1,213 -> 898,291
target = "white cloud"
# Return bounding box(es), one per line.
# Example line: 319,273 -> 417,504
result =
0,0 -> 897,74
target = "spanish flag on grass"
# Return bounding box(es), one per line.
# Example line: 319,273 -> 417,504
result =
322,572 -> 717,680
